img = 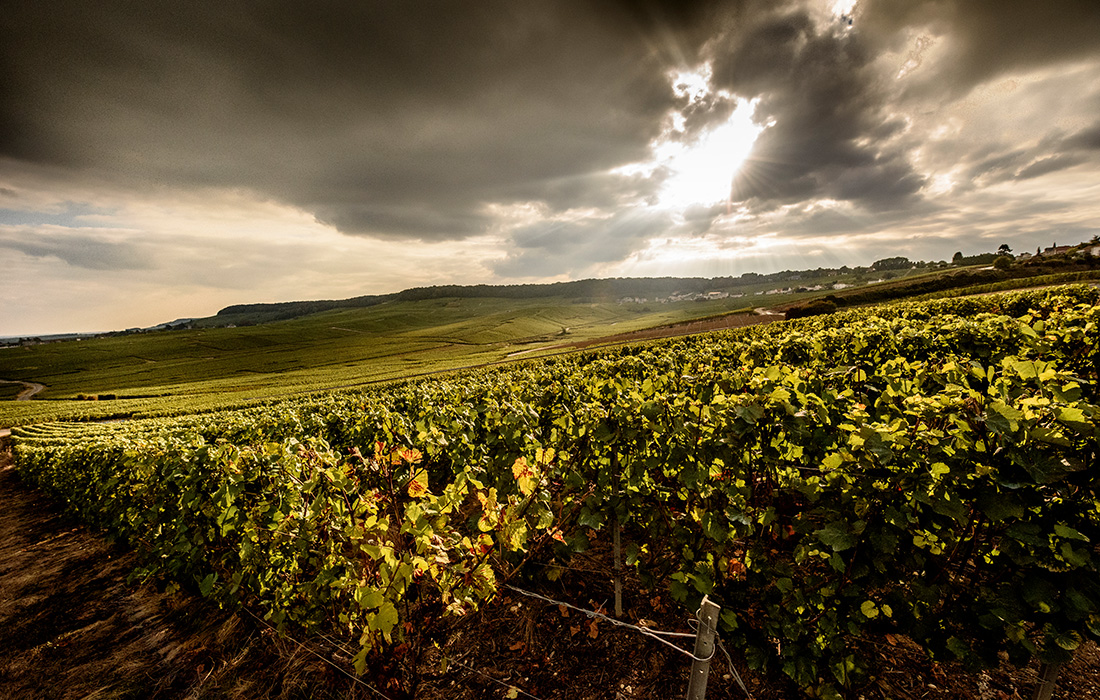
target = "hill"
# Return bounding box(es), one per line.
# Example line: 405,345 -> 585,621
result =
4,243 -> 1099,427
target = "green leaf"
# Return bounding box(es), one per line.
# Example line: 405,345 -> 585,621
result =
198,573 -> 216,598
735,404 -> 765,424
1054,523 -> 1089,542
356,587 -> 385,610
370,601 -> 399,635
977,492 -> 1025,522
1055,406 -> 1091,434
946,636 -> 970,660
577,508 -> 605,530
860,600 -> 879,619
1054,633 -> 1080,651
625,543 -> 641,566
1008,359 -> 1039,380
353,645 -> 369,676
815,522 -> 856,552
1059,542 -> 1090,568
986,400 -> 1023,435
1024,454 -> 1084,484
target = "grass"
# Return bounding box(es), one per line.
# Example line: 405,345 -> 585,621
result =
5,265 -> 1083,427
0,295 -> 764,425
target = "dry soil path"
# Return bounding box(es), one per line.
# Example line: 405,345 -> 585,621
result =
0,443 -> 370,699
0,379 -> 45,401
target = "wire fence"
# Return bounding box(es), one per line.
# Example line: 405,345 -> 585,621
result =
503,584 -> 752,699
243,608 -> 396,700
240,582 -> 754,700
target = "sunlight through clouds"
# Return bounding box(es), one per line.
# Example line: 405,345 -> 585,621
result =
609,66 -> 764,211
657,100 -> 763,209
653,67 -> 764,209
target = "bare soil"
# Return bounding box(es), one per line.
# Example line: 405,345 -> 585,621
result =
0,379 -> 46,401
0,442 -> 378,700
2,439 -> 1099,700
561,311 -> 775,352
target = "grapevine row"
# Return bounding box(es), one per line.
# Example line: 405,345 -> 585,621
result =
12,284 -> 1100,696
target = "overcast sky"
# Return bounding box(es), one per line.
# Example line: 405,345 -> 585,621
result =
2,0 -> 1099,335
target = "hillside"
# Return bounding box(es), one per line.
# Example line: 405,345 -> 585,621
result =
7,285 -> 1100,699
4,246 -> 1099,428
0,294 -> 767,425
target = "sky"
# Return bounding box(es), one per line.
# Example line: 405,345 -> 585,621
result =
2,0 -> 1100,335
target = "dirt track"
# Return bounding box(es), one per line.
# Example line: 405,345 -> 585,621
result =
0,380 -> 45,401
17,382 -> 46,400
0,443 -> 379,700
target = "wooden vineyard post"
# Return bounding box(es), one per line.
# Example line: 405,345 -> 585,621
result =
686,595 -> 721,700
612,513 -> 623,617
610,450 -> 623,618
1031,661 -> 1064,700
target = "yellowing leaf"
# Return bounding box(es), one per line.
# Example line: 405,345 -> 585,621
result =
477,490 -> 500,531
512,457 -> 537,496
821,453 -> 843,470
407,469 -> 429,498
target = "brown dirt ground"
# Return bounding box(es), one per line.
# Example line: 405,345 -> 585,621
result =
2,439 -> 1099,700
561,311 -> 775,352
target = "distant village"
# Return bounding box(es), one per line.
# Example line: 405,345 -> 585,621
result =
616,240 -> 1099,306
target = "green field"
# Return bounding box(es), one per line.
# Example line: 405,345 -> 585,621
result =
0,295 -> 761,425
5,259 -> 1097,427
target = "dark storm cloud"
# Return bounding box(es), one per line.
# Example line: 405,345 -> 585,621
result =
1066,122 -> 1100,151
693,0 -> 1100,218
0,1 -> 725,241
2,0 -> 1099,279
859,0 -> 1100,95
708,7 -> 927,212
493,209 -> 674,278
955,120 -> 1100,188
0,228 -> 155,270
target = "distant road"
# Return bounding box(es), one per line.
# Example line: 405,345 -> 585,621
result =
0,380 -> 46,401
754,307 -> 784,316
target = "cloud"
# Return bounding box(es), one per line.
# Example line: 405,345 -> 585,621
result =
707,7 -> 927,213
1014,154 -> 1088,181
493,208 -> 674,278
3,0 -> 1100,334
0,1 -> 727,242
0,226 -> 156,271
1066,121 -> 1100,151
860,0 -> 1100,95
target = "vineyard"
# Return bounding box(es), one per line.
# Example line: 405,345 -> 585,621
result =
10,284 -> 1100,698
